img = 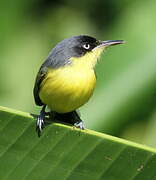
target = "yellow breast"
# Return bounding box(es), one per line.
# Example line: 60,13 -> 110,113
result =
39,65 -> 96,113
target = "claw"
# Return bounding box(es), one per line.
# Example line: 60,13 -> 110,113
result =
36,105 -> 46,137
36,116 -> 45,137
36,116 -> 44,131
74,120 -> 85,130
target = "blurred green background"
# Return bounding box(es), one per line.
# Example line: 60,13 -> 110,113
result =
1,0 -> 156,147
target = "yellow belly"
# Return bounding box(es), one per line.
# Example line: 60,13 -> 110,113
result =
39,66 -> 96,113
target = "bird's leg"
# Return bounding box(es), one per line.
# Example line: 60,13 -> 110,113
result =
73,111 -> 85,130
36,105 -> 46,137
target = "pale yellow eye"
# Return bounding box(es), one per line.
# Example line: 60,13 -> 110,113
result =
83,43 -> 90,50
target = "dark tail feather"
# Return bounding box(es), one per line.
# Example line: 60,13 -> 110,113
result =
52,111 -> 81,125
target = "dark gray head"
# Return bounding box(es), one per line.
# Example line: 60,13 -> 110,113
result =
42,35 -> 99,68
42,35 -> 124,68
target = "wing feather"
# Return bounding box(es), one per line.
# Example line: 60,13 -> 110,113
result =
33,66 -> 48,106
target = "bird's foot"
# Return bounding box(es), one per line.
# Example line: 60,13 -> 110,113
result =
74,120 -> 85,130
36,105 -> 46,137
36,115 -> 44,134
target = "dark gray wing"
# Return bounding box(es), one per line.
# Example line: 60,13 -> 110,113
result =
33,66 -> 48,106
33,41 -> 71,106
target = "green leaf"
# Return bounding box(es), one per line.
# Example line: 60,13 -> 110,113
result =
0,106 -> 156,180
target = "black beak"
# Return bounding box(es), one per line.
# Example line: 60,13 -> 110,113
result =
100,40 -> 125,47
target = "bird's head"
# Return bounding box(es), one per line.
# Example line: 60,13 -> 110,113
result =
48,35 -> 124,68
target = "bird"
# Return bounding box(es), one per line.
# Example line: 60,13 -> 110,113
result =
33,35 -> 124,136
